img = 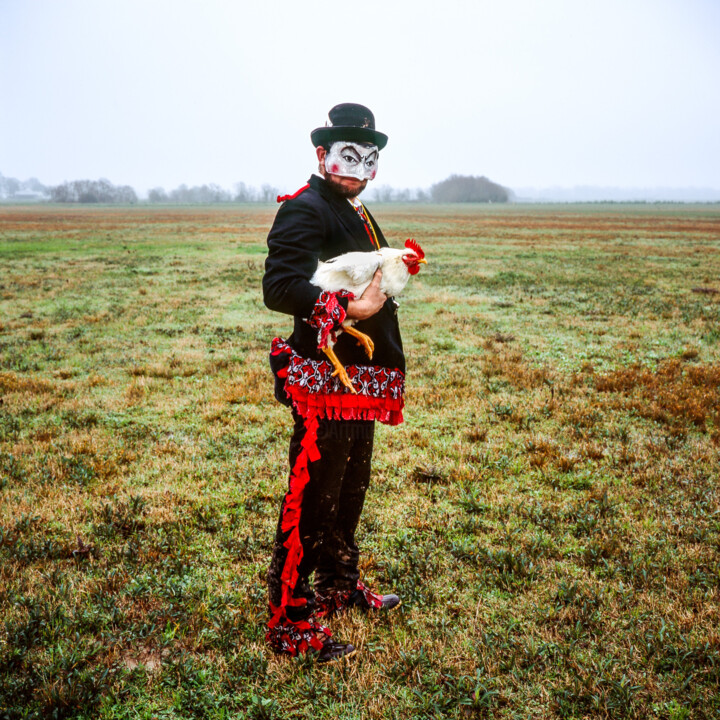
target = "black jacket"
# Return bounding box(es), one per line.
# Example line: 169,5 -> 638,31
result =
263,175 -> 405,373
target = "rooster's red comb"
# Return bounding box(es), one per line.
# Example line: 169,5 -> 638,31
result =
404,238 -> 425,260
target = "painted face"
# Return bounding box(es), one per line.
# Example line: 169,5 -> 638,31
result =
325,141 -> 379,181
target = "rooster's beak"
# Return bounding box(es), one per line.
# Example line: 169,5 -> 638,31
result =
418,259 -> 427,265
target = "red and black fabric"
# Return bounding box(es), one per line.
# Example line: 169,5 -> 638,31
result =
314,580 -> 385,618
265,615 -> 331,657
266,411 -> 375,626
305,289 -> 355,351
270,337 -> 404,425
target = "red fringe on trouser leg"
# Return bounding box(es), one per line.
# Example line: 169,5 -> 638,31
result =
266,413 -> 333,655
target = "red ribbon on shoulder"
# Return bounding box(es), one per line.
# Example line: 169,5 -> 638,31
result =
277,184 -> 310,203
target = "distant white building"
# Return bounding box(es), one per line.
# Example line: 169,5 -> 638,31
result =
6,190 -> 48,202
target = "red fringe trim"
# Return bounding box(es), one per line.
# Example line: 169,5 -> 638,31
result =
272,339 -> 405,426
279,413 -> 318,611
277,184 -> 310,203
286,383 -> 404,425
266,413 -> 322,634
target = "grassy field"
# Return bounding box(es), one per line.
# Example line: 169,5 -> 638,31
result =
1,202 -> 719,719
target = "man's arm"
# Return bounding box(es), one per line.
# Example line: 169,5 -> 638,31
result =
263,201 -> 328,318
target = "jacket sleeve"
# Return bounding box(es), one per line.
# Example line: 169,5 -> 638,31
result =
262,200 -> 326,318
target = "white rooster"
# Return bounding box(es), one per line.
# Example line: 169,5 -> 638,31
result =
310,238 -> 427,393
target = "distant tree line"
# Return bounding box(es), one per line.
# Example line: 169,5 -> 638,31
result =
49,179 -> 138,204
146,182 -> 280,203
366,185 -> 431,203
1,171 -> 511,204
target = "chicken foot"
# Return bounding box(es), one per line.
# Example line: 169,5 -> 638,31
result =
342,325 -> 374,359
322,346 -> 357,394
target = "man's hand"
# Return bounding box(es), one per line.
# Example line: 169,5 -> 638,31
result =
346,269 -> 387,320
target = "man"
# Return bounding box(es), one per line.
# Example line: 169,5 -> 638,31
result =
263,103 -> 405,662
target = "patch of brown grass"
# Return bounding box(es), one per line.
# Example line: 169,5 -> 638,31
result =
129,358 -> 198,379
555,453 -> 580,473
581,442 -> 606,461
0,372 -> 55,394
125,378 -> 146,405
219,366 -> 270,405
481,347 -> 552,390
595,360 -> 720,430
525,437 -> 558,468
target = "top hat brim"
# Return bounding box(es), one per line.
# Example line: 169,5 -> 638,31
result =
311,126 -> 388,150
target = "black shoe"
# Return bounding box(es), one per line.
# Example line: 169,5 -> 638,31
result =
316,581 -> 402,617
347,587 -> 401,611
316,639 -> 357,663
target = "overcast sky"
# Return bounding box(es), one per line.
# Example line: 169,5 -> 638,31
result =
1,0 -> 719,195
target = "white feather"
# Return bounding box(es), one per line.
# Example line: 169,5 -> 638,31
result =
311,247 -> 414,299
313,251 -> 383,293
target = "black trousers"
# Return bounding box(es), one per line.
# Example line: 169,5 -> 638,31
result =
267,411 -> 375,622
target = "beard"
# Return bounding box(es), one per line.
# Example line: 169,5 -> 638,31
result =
323,173 -> 368,199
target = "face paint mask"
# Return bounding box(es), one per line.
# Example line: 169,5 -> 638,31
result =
325,142 -> 379,181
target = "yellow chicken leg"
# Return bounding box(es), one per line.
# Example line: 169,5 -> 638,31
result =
342,325 -> 374,360
322,346 -> 357,394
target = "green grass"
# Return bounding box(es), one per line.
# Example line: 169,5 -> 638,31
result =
1,202 -> 719,719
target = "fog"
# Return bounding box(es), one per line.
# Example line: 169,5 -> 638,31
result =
1,0 -> 719,198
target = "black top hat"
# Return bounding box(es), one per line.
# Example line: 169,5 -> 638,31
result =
311,103 -> 388,150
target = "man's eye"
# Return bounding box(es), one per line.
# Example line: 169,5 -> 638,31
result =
342,154 -> 358,164
365,160 -> 375,167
